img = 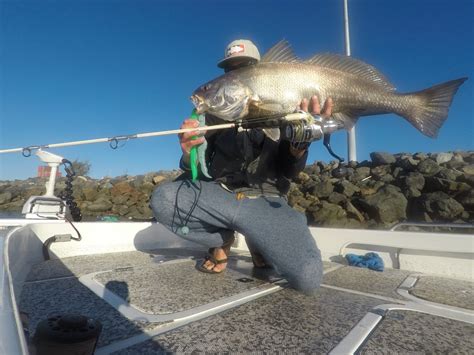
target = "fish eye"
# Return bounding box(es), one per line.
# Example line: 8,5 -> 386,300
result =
202,84 -> 211,91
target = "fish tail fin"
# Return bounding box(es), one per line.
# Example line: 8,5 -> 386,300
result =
401,77 -> 467,138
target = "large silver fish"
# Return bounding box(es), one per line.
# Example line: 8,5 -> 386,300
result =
191,40 -> 467,139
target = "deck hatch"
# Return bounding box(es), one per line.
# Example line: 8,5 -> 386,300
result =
322,265 -> 411,300
360,310 -> 474,353
410,275 -> 474,310
93,260 -> 267,315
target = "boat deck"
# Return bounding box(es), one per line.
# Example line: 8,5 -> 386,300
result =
20,248 -> 474,354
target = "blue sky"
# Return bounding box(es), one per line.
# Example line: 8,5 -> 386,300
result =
0,0 -> 472,180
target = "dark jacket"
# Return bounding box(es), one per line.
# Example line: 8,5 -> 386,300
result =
181,115 -> 308,197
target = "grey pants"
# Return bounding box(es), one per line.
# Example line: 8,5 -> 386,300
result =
150,179 -> 323,294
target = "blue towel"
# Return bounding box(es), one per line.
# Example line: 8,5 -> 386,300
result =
345,252 -> 384,272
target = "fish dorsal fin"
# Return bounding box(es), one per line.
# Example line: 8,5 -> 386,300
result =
307,53 -> 396,91
261,40 -> 299,63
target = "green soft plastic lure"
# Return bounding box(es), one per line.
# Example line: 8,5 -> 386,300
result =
189,109 -> 211,181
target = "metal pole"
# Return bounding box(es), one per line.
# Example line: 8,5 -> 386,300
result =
344,0 -> 357,162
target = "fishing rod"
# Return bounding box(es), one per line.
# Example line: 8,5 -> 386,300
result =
0,121 -> 235,156
0,111 -> 314,156
0,110 -> 346,179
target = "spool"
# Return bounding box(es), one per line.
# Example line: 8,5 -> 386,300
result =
283,122 -> 323,143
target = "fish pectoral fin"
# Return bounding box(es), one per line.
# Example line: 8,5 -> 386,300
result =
332,111 -> 361,130
248,96 -> 261,108
263,128 -> 281,141
248,99 -> 285,117
248,97 -> 262,116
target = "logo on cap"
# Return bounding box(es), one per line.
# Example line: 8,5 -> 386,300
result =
227,44 -> 245,57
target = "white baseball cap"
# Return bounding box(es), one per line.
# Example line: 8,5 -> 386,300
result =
217,39 -> 261,69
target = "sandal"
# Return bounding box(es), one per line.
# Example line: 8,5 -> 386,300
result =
196,238 -> 234,274
196,250 -> 229,274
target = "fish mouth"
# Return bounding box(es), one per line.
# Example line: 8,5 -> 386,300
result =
190,95 -> 208,114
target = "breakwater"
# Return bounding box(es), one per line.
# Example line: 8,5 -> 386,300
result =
290,151 -> 473,229
0,151 -> 472,229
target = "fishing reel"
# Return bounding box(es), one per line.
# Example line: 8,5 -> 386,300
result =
282,112 -> 349,178
281,113 -> 343,143
234,111 -> 349,177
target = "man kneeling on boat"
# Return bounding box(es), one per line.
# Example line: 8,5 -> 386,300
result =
150,39 -> 333,294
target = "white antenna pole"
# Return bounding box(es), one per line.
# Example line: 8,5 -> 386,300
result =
344,0 -> 357,162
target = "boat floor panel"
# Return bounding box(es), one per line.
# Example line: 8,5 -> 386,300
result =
112,287 -> 384,354
94,260 -> 267,314
361,310 -> 474,353
322,265 -> 412,300
19,249 -> 473,353
411,275 -> 474,310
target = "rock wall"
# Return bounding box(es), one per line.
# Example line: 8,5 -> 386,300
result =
0,171 -> 182,220
0,151 -> 472,229
289,151 -> 473,229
